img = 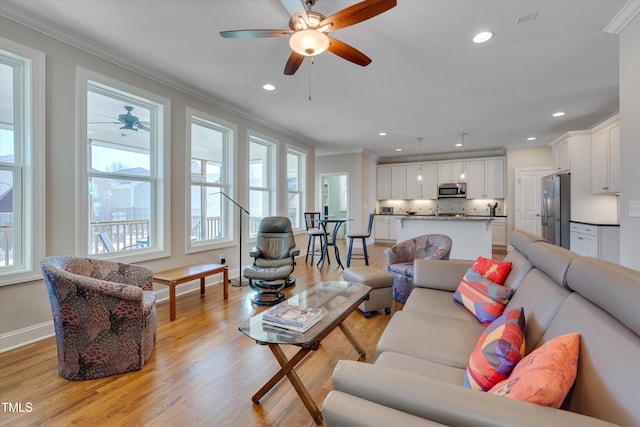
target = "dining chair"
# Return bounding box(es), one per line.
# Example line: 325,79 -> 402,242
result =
304,212 -> 325,264
346,212 -> 375,267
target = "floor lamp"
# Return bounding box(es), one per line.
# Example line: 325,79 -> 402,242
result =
217,192 -> 250,287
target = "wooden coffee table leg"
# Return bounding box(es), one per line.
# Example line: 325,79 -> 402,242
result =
338,322 -> 367,361
252,344 -> 322,425
200,277 -> 206,295
223,268 -> 228,299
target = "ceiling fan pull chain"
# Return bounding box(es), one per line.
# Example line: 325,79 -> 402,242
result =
308,57 -> 314,101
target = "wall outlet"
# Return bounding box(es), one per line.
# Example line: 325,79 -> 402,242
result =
219,254 -> 226,264
629,200 -> 640,218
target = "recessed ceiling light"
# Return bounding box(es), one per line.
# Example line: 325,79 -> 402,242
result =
527,137 -> 536,141
455,143 -> 463,147
262,83 -> 276,91
379,132 -> 387,136
552,111 -> 566,117
395,148 -> 402,152
473,31 -> 493,43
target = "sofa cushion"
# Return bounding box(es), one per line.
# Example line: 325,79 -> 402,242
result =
376,311 -> 486,368
490,333 -> 580,408
454,268 -> 513,325
376,351 -> 466,385
526,241 -> 576,289
465,307 -> 526,391
471,256 -> 512,285
501,249 -> 534,292
403,287 -> 478,323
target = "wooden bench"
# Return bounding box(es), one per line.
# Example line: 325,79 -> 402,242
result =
153,263 -> 228,320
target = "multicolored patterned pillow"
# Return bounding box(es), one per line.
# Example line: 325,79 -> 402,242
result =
465,307 -> 526,391
472,256 -> 513,285
453,268 -> 514,325
489,333 -> 580,408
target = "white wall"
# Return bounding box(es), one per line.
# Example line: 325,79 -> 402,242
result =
0,16 -> 316,350
619,14 -> 640,270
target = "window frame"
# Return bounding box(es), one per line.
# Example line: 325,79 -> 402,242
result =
185,107 -> 236,253
285,146 -> 307,232
0,38 -> 45,286
248,132 -> 278,238
76,67 -> 171,262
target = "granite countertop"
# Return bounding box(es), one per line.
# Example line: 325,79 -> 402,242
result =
397,215 -> 491,221
571,220 -> 620,226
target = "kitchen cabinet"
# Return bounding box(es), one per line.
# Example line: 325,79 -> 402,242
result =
377,166 -> 391,199
591,118 -> 620,194
569,222 -> 620,263
552,137 -> 571,173
465,157 -> 505,199
406,163 -> 438,199
391,166 -> 407,199
437,161 -> 464,184
491,217 -> 506,247
374,216 -> 397,241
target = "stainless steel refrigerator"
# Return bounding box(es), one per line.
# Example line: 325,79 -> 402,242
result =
541,174 -> 571,249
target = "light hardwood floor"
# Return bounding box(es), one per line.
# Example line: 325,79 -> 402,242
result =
0,242 -> 394,427
1,242 -> 506,427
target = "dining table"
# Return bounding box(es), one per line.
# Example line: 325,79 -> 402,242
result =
317,217 -> 352,270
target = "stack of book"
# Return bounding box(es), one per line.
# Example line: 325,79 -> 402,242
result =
262,304 -> 323,333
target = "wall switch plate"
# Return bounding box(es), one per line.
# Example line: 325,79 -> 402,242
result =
629,200 -> 640,218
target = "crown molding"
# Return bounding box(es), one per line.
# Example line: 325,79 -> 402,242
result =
605,0 -> 640,34
0,6 -> 316,147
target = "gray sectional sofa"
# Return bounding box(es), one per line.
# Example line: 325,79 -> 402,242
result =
322,230 -> 640,427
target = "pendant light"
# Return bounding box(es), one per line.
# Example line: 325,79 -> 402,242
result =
416,137 -> 423,181
459,133 -> 467,181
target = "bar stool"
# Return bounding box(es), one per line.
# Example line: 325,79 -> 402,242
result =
346,212 -> 375,267
304,212 -> 325,264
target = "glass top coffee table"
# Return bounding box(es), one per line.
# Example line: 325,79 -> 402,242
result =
238,280 -> 371,425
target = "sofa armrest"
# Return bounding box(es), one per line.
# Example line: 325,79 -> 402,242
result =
413,259 -> 472,291
249,247 -> 261,258
322,391 -> 446,427
331,361 -> 618,427
290,246 -> 301,258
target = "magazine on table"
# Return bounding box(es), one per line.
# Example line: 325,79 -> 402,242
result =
262,304 -> 322,332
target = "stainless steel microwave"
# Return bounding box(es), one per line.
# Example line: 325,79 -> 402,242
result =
438,183 -> 467,198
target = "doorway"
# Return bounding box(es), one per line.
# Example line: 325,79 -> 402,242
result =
319,173 -> 348,238
515,167 -> 553,237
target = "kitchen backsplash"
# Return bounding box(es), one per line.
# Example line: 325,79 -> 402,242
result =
378,198 -> 506,216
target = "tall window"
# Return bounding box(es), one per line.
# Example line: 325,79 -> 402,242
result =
188,111 -> 234,249
84,75 -> 168,257
248,135 -> 276,237
0,40 -> 45,285
286,147 -> 306,229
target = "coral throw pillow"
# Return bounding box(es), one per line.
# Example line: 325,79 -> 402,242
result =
454,268 -> 513,325
465,307 -> 526,391
472,256 -> 513,285
489,333 -> 580,408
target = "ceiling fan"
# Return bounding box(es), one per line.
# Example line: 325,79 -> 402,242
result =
220,0 -> 397,75
90,106 -> 150,132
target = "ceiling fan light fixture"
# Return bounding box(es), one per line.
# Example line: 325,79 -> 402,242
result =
289,29 -> 330,56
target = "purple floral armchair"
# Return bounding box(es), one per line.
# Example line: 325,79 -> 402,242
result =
384,234 -> 452,303
41,256 -> 156,380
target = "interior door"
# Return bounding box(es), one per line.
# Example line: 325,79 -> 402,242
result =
516,167 -> 552,237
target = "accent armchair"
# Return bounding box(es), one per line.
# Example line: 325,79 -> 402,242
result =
243,216 -> 300,305
384,234 -> 452,303
41,256 -> 156,380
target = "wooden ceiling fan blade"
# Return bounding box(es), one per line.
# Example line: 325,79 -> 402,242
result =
284,51 -> 305,75
220,29 -> 292,38
320,0 -> 397,32
327,37 -> 371,67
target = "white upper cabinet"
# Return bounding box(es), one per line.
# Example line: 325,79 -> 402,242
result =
377,165 -> 392,199
591,117 -> 620,194
438,161 -> 465,184
391,165 -> 407,199
406,163 -> 438,199
465,157 -> 505,199
552,137 -> 571,173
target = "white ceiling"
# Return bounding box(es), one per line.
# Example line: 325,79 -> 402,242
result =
1,0 -> 626,161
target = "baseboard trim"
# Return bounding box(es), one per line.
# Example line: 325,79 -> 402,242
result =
0,321 -> 55,353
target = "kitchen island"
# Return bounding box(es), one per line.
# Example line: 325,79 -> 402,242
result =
395,216 -> 492,260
